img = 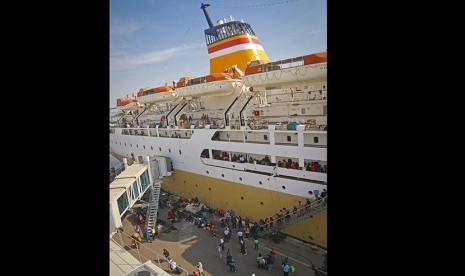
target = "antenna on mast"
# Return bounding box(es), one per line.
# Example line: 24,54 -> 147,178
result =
200,3 -> 214,28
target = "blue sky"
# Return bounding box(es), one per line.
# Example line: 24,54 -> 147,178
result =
110,0 -> 326,107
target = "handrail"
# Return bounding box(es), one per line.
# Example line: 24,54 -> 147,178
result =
111,228 -> 190,275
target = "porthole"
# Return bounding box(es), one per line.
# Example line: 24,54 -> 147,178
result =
143,145 -> 145,149
241,196 -> 244,200
169,149 -> 171,153
179,150 -> 181,154
260,202 -> 264,205
125,143 -> 126,146
239,177 -> 242,181
159,147 -> 161,151
151,146 -> 153,150
282,186 -> 286,190
136,144 -> 138,148
208,188 -> 212,191
308,191 -> 313,195
195,184 -> 198,187
259,181 -> 262,185
222,174 -> 224,177
130,144 -> 132,147
206,171 -> 209,174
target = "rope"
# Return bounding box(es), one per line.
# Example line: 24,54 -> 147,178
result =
217,0 -> 301,9
151,27 -> 191,86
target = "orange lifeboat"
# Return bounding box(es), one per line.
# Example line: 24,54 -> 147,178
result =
303,51 -> 327,65
242,51 -> 327,87
244,60 -> 268,75
176,76 -> 191,88
205,73 -> 233,82
136,85 -> 177,104
154,85 -> 173,93
117,98 -> 135,106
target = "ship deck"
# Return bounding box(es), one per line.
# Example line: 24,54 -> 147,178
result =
111,197 -> 326,275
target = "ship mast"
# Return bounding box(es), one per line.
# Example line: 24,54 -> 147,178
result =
200,3 -> 214,28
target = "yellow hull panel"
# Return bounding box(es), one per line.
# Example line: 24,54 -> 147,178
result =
161,170 -> 327,246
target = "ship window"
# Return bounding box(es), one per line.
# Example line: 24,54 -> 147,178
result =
308,191 -> 313,195
264,135 -> 268,141
287,136 -> 291,142
136,144 -> 138,148
206,171 -> 209,174
239,177 -> 242,181
208,187 -> 212,191
259,181 -> 262,185
260,202 -> 264,205
195,184 -> 198,187
151,146 -> 153,150
282,186 -> 286,190
159,147 -> 161,151
130,144 -> 132,147
314,137 -> 319,143
241,196 -> 244,200
185,132 -> 188,136
179,150 -> 181,155
143,145 -> 145,149
168,149 -> 171,153
125,143 -> 126,146
222,174 -> 224,177
301,108 -> 306,114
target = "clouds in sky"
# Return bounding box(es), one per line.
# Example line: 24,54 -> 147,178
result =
110,43 -> 204,71
111,19 -> 142,37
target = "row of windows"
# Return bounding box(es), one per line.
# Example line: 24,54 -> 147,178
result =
204,171 -> 323,193
110,141 -> 182,155
218,132 -> 320,143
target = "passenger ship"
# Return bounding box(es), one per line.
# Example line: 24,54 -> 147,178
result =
110,3 -> 327,247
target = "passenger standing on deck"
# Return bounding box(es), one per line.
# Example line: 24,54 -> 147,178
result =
254,238 -> 259,250
145,228 -> 151,243
231,215 -> 237,228
224,227 -> 230,242
151,226 -> 156,241
282,262 -> 290,276
196,261 -> 205,276
240,239 -> 247,255
157,224 -> 163,238
237,229 -> 244,242
218,244 -> 223,259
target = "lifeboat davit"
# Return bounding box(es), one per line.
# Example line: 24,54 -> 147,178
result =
136,85 -> 178,104
174,73 -> 243,98
242,51 -> 327,87
116,97 -> 138,111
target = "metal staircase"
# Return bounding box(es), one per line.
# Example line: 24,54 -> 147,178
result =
146,180 -> 162,229
257,198 -> 327,237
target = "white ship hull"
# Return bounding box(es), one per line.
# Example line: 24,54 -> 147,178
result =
110,128 -> 326,199
116,102 -> 138,112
